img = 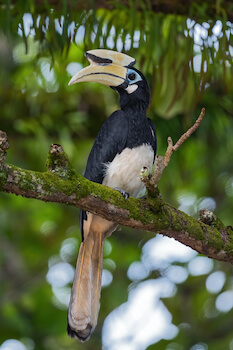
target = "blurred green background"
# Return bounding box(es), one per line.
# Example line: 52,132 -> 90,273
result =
0,1 -> 233,350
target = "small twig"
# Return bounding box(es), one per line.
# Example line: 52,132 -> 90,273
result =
142,108 -> 206,190
163,136 -> 174,168
172,107 -> 205,151
163,107 -> 205,169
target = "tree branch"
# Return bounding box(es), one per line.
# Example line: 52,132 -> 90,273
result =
1,129 -> 233,264
141,108 -> 205,191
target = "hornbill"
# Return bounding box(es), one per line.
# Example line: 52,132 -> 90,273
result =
67,49 -> 157,341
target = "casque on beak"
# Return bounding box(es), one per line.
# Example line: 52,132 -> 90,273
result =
68,49 -> 136,88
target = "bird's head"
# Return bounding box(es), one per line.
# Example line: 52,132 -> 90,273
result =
68,49 -> 150,110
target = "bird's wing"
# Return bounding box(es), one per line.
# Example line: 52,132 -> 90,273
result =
147,117 -> 157,158
80,110 -> 128,240
84,110 -> 128,182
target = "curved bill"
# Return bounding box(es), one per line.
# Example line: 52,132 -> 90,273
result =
85,49 -> 136,67
68,63 -> 127,87
68,49 -> 136,88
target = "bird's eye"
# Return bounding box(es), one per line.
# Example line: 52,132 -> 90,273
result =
128,72 -> 136,81
126,69 -> 142,85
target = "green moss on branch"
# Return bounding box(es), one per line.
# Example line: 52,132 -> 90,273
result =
1,146 -> 233,264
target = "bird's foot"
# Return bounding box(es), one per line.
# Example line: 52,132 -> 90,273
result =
139,194 -> 147,199
114,187 -> 129,200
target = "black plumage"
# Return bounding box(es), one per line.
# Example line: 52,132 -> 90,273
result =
81,67 -> 157,239
67,52 -> 157,341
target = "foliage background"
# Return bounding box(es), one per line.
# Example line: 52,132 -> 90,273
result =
0,1 -> 233,349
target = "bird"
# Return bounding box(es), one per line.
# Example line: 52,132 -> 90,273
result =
67,49 -> 157,342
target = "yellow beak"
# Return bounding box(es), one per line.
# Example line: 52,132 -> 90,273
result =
68,49 -> 136,88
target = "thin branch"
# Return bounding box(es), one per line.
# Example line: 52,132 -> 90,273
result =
142,108 -> 206,190
172,107 -> 205,151
163,136 -> 174,168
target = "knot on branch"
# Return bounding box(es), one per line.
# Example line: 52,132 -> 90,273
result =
199,209 -> 216,225
50,144 -> 64,157
46,144 -> 76,180
0,130 -> 10,168
141,156 -> 164,192
199,208 -> 225,231
141,108 -> 205,192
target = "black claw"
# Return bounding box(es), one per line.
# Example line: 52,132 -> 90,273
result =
139,194 -> 147,199
114,187 -> 130,200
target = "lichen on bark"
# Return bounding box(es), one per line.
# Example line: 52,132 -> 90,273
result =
1,128 -> 233,264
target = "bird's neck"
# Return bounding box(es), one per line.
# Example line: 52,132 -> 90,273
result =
118,87 -> 149,114
120,99 -> 148,116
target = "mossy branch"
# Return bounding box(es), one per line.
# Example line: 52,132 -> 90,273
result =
0,129 -> 233,264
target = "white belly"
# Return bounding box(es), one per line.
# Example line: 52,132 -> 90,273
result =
102,144 -> 154,198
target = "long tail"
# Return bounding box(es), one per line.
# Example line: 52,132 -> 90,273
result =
67,214 -> 117,342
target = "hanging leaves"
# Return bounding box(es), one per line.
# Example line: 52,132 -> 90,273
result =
2,0 -> 233,118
